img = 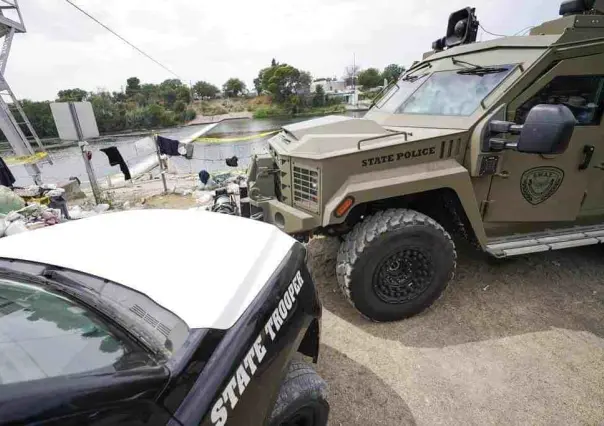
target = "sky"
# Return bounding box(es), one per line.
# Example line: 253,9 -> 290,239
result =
5,0 -> 561,101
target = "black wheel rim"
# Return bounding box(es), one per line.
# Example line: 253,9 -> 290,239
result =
373,247 -> 434,304
281,406 -> 317,426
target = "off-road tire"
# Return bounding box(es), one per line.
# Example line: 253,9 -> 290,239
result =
269,361 -> 329,426
336,209 -> 456,322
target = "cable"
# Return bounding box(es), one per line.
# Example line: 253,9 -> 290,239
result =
478,23 -> 508,38
514,26 -> 535,36
63,0 -> 184,81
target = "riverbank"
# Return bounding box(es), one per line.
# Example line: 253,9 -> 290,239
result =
252,104 -> 346,119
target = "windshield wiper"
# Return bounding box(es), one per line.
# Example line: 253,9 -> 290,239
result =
402,72 -> 428,82
452,57 -> 508,75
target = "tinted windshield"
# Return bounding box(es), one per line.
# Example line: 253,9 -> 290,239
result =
375,65 -> 514,117
0,279 -> 154,385
53,269 -> 190,356
374,72 -> 429,113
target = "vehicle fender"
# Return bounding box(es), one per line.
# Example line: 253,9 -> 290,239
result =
323,158 -> 487,246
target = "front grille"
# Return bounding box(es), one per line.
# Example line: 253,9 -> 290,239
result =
293,164 -> 320,213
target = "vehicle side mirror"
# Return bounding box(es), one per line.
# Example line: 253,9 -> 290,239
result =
517,104 -> 576,154
488,104 -> 576,154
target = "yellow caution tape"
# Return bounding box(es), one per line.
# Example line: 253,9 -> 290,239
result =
4,151 -> 49,166
195,130 -> 279,144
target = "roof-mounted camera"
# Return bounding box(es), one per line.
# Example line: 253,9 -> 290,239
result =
432,7 -> 479,52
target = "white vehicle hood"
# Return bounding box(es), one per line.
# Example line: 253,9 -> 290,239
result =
0,210 -> 296,330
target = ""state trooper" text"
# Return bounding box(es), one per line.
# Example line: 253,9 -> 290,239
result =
211,271 -> 305,426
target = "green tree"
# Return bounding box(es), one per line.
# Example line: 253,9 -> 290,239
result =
193,80 -> 219,99
56,88 -> 88,102
125,77 -> 141,97
298,71 -> 312,93
357,68 -> 382,89
89,91 -> 126,133
173,100 -> 186,113
20,100 -> 57,138
223,78 -> 246,97
382,64 -> 405,83
312,85 -> 326,107
158,79 -> 190,107
261,64 -> 312,102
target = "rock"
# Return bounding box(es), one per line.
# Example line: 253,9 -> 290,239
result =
41,183 -> 57,190
0,220 -> 6,237
199,178 -> 218,190
174,188 -> 193,196
194,191 -> 214,205
46,188 -> 66,198
68,206 -> 83,220
5,220 -> 28,236
94,203 -> 110,213
123,201 -> 131,210
5,211 -> 24,222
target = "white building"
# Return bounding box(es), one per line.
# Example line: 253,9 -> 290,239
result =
310,79 -> 347,94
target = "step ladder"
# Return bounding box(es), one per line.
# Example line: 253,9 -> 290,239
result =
486,224 -> 604,258
0,81 -> 53,164
0,1 -> 52,184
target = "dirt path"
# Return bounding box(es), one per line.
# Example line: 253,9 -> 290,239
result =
307,237 -> 604,426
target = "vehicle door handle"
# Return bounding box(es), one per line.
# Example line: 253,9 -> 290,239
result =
579,145 -> 595,170
595,163 -> 604,170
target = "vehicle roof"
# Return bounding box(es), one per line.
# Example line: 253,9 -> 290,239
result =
0,210 -> 296,330
420,35 -> 560,64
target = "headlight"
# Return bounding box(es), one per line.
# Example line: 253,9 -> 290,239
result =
293,163 -> 320,213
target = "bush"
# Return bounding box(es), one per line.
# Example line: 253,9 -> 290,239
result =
173,100 -> 186,113
181,108 -> 197,122
252,105 -> 287,119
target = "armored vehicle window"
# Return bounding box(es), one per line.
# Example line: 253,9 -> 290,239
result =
396,65 -> 514,116
516,76 -> 604,126
374,73 -> 429,113
0,279 -> 154,385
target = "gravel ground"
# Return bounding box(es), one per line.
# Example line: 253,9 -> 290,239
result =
307,237 -> 604,426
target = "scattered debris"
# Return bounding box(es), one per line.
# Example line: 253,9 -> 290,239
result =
94,203 -> 110,213
0,185 -> 25,214
6,220 -> 27,236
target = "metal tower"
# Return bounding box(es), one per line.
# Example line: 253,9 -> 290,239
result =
0,0 -> 51,184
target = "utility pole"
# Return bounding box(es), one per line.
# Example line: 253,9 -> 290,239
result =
353,52 -> 356,92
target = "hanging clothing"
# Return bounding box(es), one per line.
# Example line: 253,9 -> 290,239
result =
0,156 -> 15,188
226,156 -> 239,167
100,147 -> 131,181
199,170 -> 210,185
157,136 -> 181,156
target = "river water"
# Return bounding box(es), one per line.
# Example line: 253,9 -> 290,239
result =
8,112 -> 366,187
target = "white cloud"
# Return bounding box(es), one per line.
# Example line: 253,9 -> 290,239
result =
5,0 -> 560,101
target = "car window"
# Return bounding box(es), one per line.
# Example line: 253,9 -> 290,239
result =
0,278 -> 155,385
396,65 -> 514,116
516,75 -> 604,125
